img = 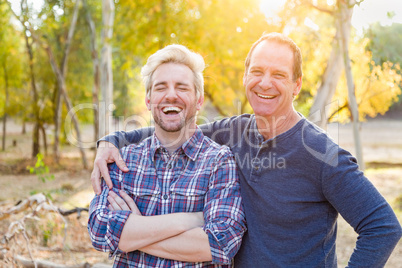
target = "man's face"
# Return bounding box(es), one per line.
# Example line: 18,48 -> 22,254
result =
243,40 -> 302,121
146,62 -> 203,133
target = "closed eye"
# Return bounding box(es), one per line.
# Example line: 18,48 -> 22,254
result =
250,70 -> 263,76
274,73 -> 286,78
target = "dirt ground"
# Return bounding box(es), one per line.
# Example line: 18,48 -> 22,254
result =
0,118 -> 401,267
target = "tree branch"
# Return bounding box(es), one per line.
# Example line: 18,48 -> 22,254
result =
308,2 -> 334,15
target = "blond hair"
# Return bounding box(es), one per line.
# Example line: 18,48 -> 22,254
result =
141,44 -> 205,99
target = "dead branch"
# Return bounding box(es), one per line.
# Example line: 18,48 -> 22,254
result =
0,193 -> 47,221
58,208 -> 89,218
14,255 -> 90,268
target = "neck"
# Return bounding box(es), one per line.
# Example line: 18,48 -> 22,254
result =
255,109 -> 301,140
155,123 -> 197,155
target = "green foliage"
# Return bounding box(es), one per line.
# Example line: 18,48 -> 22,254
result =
365,23 -> 402,111
27,153 -> 55,183
41,220 -> 56,247
365,22 -> 402,66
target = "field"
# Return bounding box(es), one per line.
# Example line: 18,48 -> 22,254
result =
0,118 -> 401,267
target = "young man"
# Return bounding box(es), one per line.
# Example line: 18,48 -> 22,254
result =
91,33 -> 402,267
87,45 -> 246,267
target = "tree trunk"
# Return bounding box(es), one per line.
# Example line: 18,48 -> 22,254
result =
308,25 -> 344,129
40,123 -> 48,156
24,34 -> 40,157
43,0 -> 88,169
84,0 -> 100,144
2,61 -> 9,151
339,0 -> 364,169
53,83 -> 62,162
99,0 -> 115,138
32,122 -> 40,157
52,0 -> 82,162
15,0 -> 41,157
22,120 -> 26,134
47,50 -> 88,168
307,0 -> 356,130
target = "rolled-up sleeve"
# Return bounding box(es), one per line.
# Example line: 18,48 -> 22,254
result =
202,147 -> 247,264
87,163 -> 132,256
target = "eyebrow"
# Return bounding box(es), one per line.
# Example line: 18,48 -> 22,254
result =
153,81 -> 191,87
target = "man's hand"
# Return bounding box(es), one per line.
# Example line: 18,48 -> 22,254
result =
108,190 -> 142,215
91,141 -> 129,195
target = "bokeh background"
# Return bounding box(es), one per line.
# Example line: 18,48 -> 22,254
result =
1,0 -> 401,266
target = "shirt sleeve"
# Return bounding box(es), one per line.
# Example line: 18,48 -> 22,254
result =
98,127 -> 155,149
322,145 -> 402,267
202,146 -> 247,264
87,154 -> 132,257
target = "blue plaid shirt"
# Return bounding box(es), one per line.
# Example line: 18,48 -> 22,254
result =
88,128 -> 246,267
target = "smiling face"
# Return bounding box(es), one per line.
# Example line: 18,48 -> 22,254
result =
146,62 -> 204,134
244,40 -> 302,121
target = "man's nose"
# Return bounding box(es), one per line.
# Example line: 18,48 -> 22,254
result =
259,74 -> 273,89
165,86 -> 178,100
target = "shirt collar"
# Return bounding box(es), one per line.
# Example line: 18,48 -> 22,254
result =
150,126 -> 204,162
180,126 -> 204,161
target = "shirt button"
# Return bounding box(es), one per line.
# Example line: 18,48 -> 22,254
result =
163,194 -> 168,200
254,166 -> 260,171
167,163 -> 172,169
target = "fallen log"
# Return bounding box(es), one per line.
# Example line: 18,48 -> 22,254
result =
14,254 -> 91,268
0,193 -> 89,221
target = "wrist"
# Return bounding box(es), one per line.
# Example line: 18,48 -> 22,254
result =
98,141 -> 114,148
180,212 -> 204,231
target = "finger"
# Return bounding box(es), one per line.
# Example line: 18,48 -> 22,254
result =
114,151 -> 129,173
98,160 -> 113,189
90,167 -> 102,195
119,190 -> 141,215
107,195 -> 123,210
109,191 -> 131,211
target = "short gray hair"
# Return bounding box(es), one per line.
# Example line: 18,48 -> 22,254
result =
141,44 -> 205,99
244,32 -> 302,81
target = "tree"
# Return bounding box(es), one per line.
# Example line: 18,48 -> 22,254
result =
83,0 -> 101,142
8,0 -> 43,157
99,0 -> 115,138
35,0 -> 89,168
338,0 -> 363,168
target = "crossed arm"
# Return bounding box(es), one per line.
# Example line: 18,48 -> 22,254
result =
108,190 -> 212,262
88,184 -> 212,262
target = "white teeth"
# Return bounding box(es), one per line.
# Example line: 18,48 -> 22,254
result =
257,93 -> 275,99
162,106 -> 182,113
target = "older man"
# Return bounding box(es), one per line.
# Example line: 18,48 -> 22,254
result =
88,44 -> 246,267
91,33 -> 402,267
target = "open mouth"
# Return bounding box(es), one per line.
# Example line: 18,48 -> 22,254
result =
256,93 -> 275,99
162,106 -> 183,115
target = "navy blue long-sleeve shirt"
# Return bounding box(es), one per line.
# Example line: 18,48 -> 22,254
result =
100,114 -> 402,267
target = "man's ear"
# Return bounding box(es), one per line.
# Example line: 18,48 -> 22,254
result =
145,95 -> 151,110
196,95 -> 204,111
293,76 -> 302,97
243,72 -> 247,88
